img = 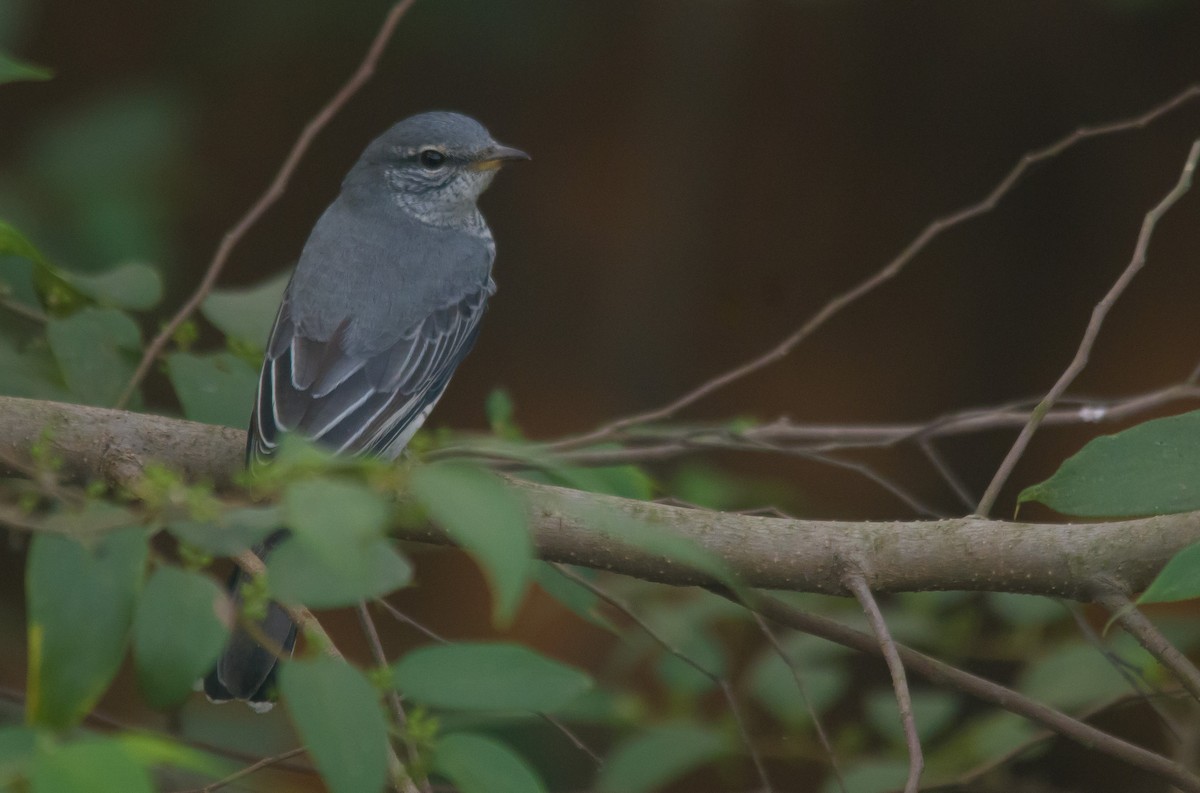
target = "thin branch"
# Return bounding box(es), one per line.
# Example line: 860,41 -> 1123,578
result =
358,603 -> 432,793
977,139 -> 1200,516
544,86 -> 1200,452
172,747 -> 308,793
919,437 -> 975,512
843,573 -> 922,793
552,564 -> 773,792
1092,585 -> 1200,704
750,611 -> 846,793
735,590 -> 1200,793
0,295 -> 47,323
114,0 -> 418,408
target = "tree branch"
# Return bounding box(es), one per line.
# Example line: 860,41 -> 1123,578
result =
2,396 -> 1199,599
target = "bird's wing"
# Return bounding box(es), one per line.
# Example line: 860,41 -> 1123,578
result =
247,280 -> 493,463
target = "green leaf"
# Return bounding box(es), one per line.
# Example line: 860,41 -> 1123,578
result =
986,592 -> 1067,627
133,566 -> 231,708
63,262 -> 162,311
0,51 -> 52,84
31,738 -> 154,793
865,689 -> 959,745
1017,643 -> 1139,710
116,732 -> 223,777
279,656 -> 390,793
747,648 -> 850,727
820,760 -> 910,793
0,726 -> 37,787
284,478 -> 389,555
201,270 -> 290,348
409,462 -> 532,625
533,563 -> 618,633
267,536 -> 412,608
26,529 -> 147,730
432,733 -> 547,793
0,336 -> 70,401
167,506 -> 280,557
596,723 -> 729,793
166,351 -> 257,428
46,307 -> 141,406
1140,541 -> 1200,604
1019,410 -> 1200,516
392,643 -> 592,712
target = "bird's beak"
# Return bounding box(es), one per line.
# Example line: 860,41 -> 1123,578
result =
470,144 -> 531,171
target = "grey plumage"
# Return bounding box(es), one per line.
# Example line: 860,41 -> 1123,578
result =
204,112 -> 526,706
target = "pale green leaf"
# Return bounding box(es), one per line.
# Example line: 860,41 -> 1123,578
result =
409,462 -> 532,625
1140,541 -> 1200,604
201,270 -> 290,348
166,351 -> 257,428
596,723 -> 729,793
392,643 -> 591,712
133,567 -> 231,708
46,307 -> 141,406
280,656 -> 390,793
433,733 -> 546,793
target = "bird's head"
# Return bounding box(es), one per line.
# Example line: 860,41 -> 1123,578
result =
348,111 -> 529,227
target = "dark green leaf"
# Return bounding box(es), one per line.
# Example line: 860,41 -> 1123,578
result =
595,723 -> 729,793
987,592 -> 1066,626
280,656 -> 390,793
0,51 -> 52,84
64,262 -> 162,310
409,462 -> 532,625
1019,410 -> 1200,516
200,270 -> 290,349
392,643 -> 591,712
166,351 -> 257,428
26,529 -> 147,729
46,307 -> 141,406
0,726 -> 36,786
1140,541 -> 1200,604
432,733 -> 546,793
133,566 -> 231,708
267,536 -> 412,608
167,506 -> 280,556
30,738 -> 153,793
747,649 -> 849,726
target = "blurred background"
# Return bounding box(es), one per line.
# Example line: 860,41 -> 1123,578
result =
3,0 -> 1200,790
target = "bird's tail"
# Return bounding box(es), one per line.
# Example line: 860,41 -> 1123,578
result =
202,535 -> 297,711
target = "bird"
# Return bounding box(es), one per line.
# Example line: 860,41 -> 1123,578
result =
202,111 -> 528,708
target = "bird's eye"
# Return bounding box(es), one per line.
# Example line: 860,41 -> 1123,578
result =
418,149 -> 446,169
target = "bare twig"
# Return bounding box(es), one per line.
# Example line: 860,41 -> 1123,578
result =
750,611 -> 846,793
114,0 -> 418,408
0,295 -> 47,323
1092,585 -> 1200,704
357,603 -> 432,793
172,747 -> 308,793
545,86 -> 1200,452
736,590 -> 1200,792
843,573 -> 922,793
976,139 -> 1200,516
552,564 -> 773,792
918,437 -> 975,512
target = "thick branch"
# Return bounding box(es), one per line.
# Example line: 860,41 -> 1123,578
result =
2,396 -> 1197,599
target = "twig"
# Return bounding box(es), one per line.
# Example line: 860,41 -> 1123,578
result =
172,747 -> 308,793
735,590 -> 1200,793
843,573 -> 922,793
918,437 -> 975,512
114,0 -> 418,408
552,563 -> 774,793
545,86 -> 1200,452
357,603 -> 431,793
750,611 -> 846,793
1092,585 -> 1200,704
976,138 -> 1200,516
0,295 -> 47,323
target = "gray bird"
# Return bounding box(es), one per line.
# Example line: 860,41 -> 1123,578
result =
203,111 -> 527,707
